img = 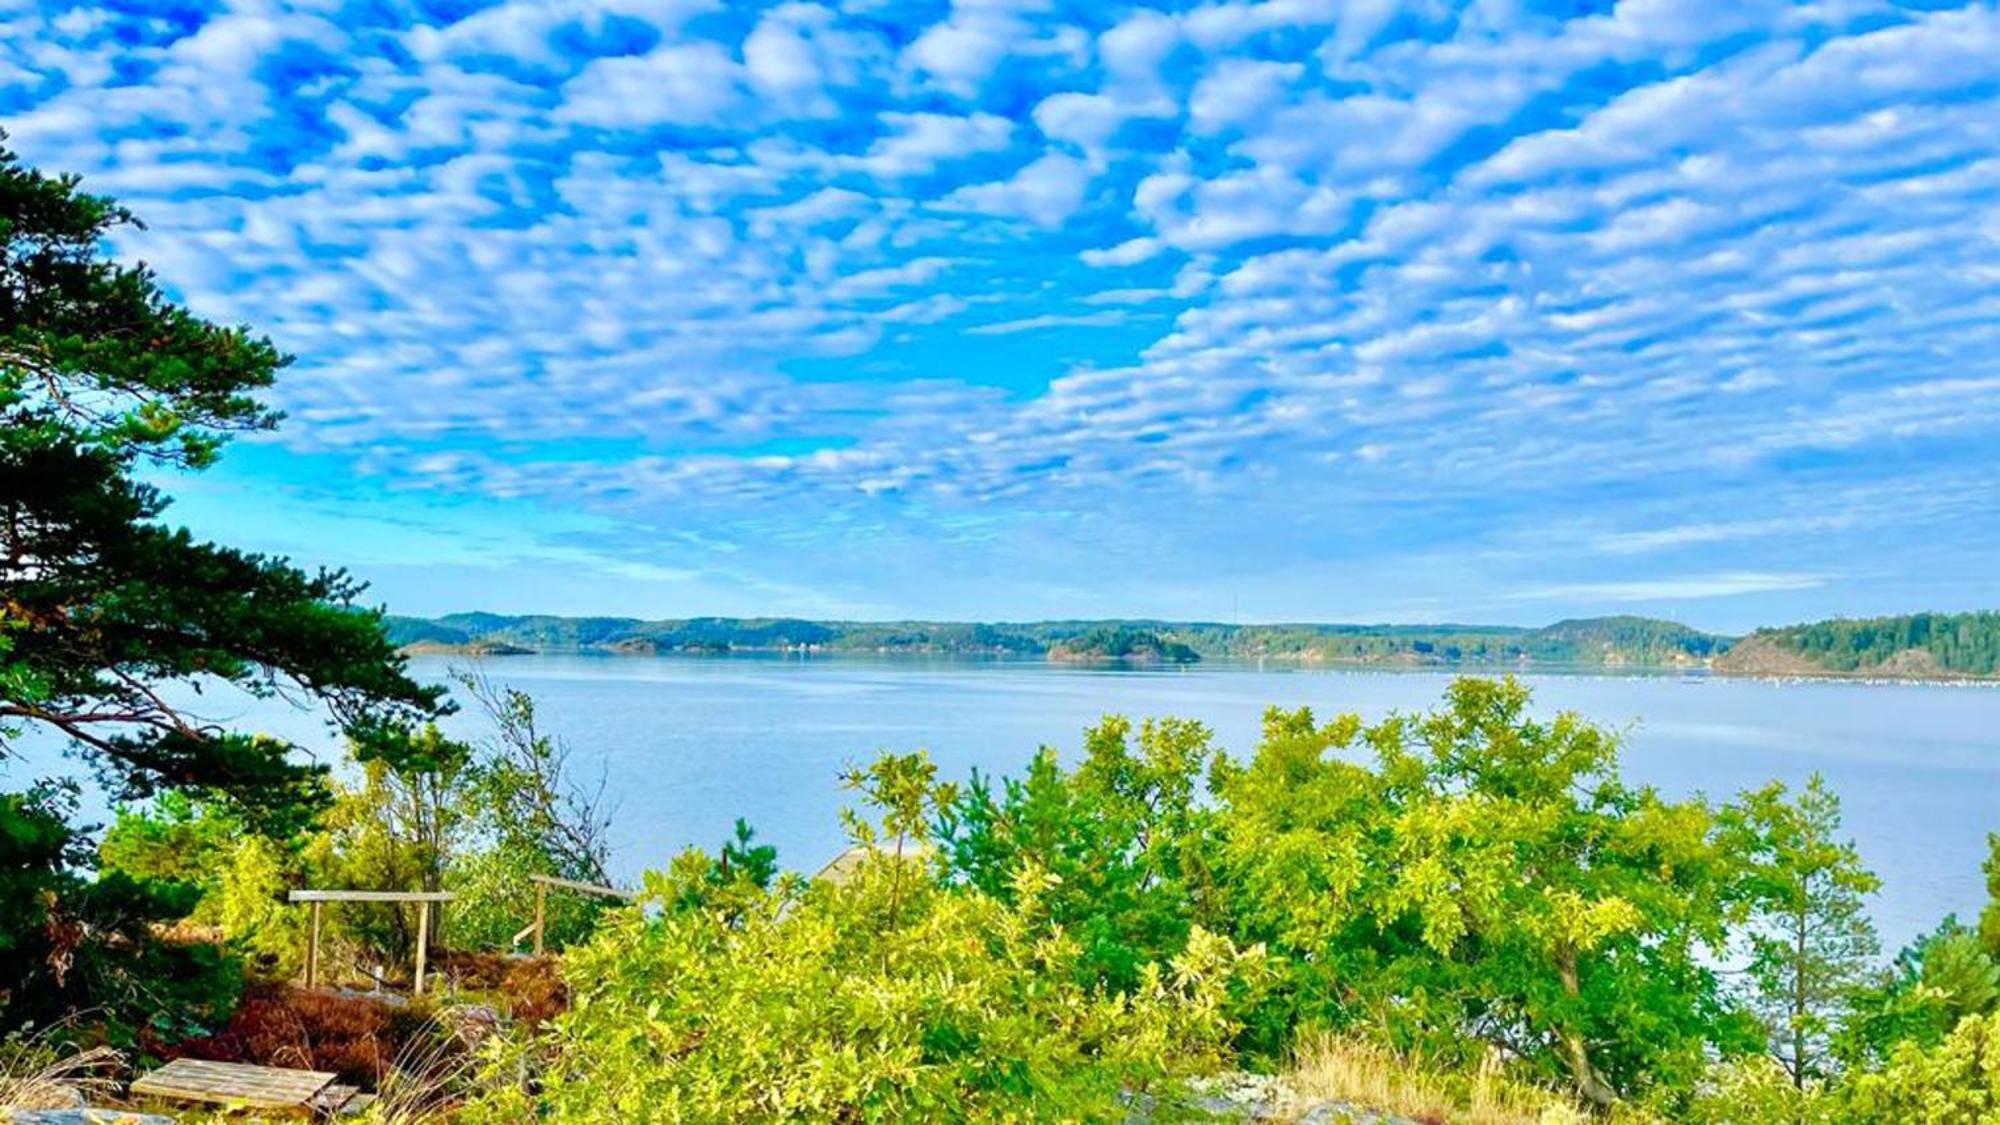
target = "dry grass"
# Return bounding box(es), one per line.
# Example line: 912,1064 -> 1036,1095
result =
362,1008 -> 488,1125
0,1030 -> 125,1111
1283,1033 -> 1590,1125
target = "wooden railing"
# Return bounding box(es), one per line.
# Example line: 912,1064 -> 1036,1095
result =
287,890 -> 456,994
523,873 -> 636,955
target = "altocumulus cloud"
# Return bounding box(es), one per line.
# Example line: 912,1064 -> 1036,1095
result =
4,0 -> 2000,623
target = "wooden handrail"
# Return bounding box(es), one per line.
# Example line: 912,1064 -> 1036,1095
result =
528,874 -> 636,900
288,890 -> 456,903
289,889 -> 455,994
526,873 -> 636,955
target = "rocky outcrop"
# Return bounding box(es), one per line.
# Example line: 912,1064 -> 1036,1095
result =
1711,633 -> 1829,677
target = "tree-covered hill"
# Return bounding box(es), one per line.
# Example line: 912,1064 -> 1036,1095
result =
1716,612 -> 2000,679
1048,626 -> 1201,664
381,612 -> 1733,668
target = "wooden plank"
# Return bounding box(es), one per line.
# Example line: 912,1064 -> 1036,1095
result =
529,873 -> 636,899
288,890 -> 456,903
306,900 -> 322,989
414,899 -> 431,996
131,1058 -> 335,1110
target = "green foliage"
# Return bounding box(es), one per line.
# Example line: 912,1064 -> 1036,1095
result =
1680,1056 -> 1838,1125
0,784 -> 242,1043
1718,773 -> 1881,1085
0,784 -> 87,1023
97,791 -> 242,909
0,135 -> 445,1034
653,819 -> 781,919
214,833 -> 310,979
1982,832 -> 2000,957
384,612 -> 1732,667
465,754 -> 1260,1123
442,672 -> 616,951
938,678 -> 1764,1107
1840,1010 -> 2000,1122
1839,917 -> 2000,1068
1748,611 -> 2000,676
938,716 -> 1218,994
1053,627 -> 1201,663
1210,680 -> 1762,1105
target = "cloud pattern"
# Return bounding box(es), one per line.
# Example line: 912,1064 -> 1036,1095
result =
5,0 -> 1999,623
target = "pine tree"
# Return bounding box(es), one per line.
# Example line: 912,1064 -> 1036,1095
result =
1,134 -> 443,1022
1723,773 -> 1883,1086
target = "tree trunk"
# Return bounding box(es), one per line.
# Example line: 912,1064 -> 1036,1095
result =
1555,947 -> 1619,1109
1791,905 -> 1809,1088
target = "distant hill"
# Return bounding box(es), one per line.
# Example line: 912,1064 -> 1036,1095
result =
1524,616 -> 1728,666
381,613 -> 1735,669
1715,612 -> 2000,679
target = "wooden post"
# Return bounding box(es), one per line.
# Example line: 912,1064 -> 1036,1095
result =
414,900 -> 430,996
533,879 -> 547,956
306,901 -> 322,989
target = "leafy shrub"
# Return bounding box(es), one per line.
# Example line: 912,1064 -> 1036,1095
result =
462,755 -> 1263,1122
1840,1010 -> 2000,1121
938,715 -> 1216,996
1679,1056 -> 1837,1125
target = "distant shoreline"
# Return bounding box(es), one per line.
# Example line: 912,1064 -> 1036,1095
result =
395,643 -> 2000,686
385,609 -> 2000,684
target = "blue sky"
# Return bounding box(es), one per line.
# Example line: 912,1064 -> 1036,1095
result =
6,0 -> 1999,630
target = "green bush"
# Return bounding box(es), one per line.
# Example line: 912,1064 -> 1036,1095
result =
464,758 -> 1261,1122
1841,1010 -> 2000,1121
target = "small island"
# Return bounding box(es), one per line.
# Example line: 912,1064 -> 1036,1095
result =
1047,626 -> 1201,665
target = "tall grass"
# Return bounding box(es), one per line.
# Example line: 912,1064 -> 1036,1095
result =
360,1006 -> 487,1125
1283,1033 -> 1591,1125
0,1029 -> 125,1111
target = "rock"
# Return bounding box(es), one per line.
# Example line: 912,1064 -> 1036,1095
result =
444,1003 -> 505,1049
8,1104 -> 178,1112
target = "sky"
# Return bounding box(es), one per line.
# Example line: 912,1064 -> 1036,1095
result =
4,0 -> 1999,631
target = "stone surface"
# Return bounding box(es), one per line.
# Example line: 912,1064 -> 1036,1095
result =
7,1104 -> 178,1112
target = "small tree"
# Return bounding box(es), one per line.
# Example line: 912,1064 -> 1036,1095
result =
1722,774 -> 1882,1087
444,670 -> 616,950
936,714 -> 1220,993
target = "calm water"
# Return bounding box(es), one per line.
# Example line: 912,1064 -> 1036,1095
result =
15,654 -> 1998,950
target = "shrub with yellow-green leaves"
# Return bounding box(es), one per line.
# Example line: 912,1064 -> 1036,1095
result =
463,838 -> 1262,1121
1840,1009 -> 2000,1122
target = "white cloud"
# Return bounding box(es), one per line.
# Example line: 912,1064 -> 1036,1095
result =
1505,572 -> 1829,603
942,152 -> 1092,228
1080,236 -> 1162,267
10,0 -> 2000,618
967,310 -> 1125,335
557,42 -> 745,127
1188,58 -> 1300,134
847,111 -> 1014,178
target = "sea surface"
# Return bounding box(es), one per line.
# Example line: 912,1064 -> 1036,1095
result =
16,653 -> 1999,951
